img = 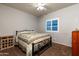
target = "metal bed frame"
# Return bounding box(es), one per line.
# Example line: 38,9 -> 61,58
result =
32,36 -> 52,56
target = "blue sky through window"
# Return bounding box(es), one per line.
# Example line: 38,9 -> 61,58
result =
47,21 -> 51,26
46,18 -> 59,32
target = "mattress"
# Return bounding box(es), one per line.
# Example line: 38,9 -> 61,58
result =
18,33 -> 50,44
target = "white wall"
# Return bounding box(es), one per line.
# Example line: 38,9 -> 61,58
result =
38,4 -> 79,47
0,4 -> 38,36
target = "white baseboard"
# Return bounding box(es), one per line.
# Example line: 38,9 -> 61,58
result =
52,41 -> 71,47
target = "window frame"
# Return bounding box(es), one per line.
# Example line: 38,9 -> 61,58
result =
45,17 -> 59,32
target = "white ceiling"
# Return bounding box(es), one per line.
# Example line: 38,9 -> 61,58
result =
2,3 -> 76,17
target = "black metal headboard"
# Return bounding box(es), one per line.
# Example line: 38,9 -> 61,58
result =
16,30 -> 34,35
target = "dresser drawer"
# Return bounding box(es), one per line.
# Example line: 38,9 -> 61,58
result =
0,35 -> 15,50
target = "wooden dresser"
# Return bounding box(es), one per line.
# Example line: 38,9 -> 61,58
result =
72,31 -> 79,56
0,35 -> 14,50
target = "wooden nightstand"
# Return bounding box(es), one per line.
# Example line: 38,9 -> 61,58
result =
0,35 -> 15,50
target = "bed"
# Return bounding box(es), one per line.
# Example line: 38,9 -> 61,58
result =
16,30 -> 52,56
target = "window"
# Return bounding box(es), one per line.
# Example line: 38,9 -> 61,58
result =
46,18 -> 59,32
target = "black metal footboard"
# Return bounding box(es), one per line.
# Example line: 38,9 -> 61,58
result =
32,36 -> 52,56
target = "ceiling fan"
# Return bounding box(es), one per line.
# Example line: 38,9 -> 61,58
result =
34,3 -> 47,11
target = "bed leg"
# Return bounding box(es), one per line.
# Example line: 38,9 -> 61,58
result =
50,36 -> 52,47
32,43 -> 34,56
